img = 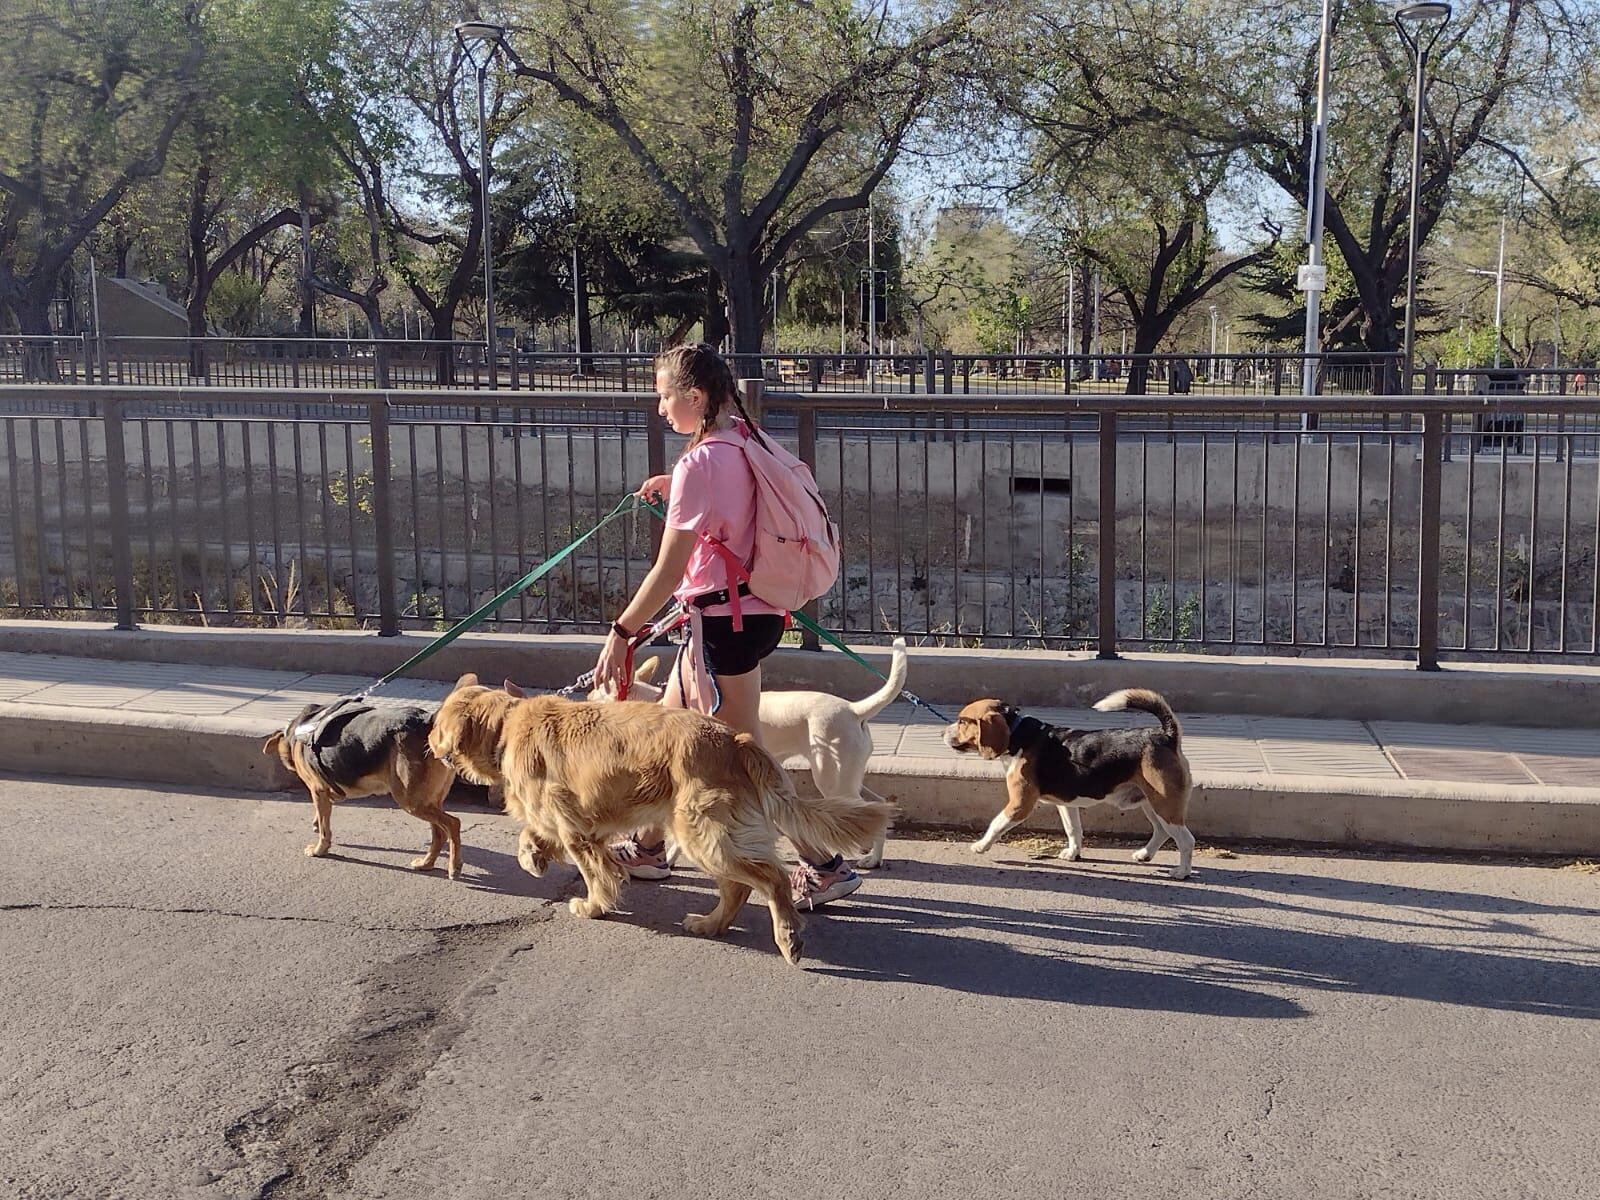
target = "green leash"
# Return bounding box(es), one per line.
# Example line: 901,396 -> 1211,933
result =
360,487 -> 952,725
364,492 -> 644,695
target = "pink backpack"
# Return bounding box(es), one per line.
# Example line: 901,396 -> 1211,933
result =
699,419 -> 840,620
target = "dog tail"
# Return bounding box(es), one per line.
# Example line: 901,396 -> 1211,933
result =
1093,688 -> 1182,743
847,637 -> 908,723
736,734 -> 895,857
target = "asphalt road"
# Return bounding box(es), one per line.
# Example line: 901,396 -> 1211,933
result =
2,774 -> 1597,1200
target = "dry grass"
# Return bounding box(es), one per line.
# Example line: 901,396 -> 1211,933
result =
1559,859 -> 1600,874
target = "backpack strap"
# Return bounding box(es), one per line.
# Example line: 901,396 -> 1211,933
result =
691,431 -> 759,630
698,533 -> 751,630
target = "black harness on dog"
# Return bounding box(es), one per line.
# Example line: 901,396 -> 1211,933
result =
287,698 -> 433,798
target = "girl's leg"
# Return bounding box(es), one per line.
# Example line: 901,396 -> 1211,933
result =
718,663 -> 862,909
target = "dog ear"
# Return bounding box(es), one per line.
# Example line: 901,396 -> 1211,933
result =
634,657 -> 661,684
973,705 -> 1011,760
502,678 -> 527,698
453,671 -> 480,691
262,732 -> 283,757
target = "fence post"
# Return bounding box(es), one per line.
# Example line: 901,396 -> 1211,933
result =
367,397 -> 400,636
941,348 -> 954,394
102,398 -> 137,630
740,377 -> 763,423
1424,363 -> 1451,463
374,340 -> 391,389
646,406 -> 668,556
796,404 -> 821,650
1417,409 -> 1443,670
1097,409 -> 1119,659
923,348 -> 935,394
81,332 -> 95,385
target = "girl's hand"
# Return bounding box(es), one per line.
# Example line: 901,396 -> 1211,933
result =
636,474 -> 672,504
594,630 -> 631,694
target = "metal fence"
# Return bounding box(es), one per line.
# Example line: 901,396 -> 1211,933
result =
5,335 -> 1508,399
3,383 -> 1599,665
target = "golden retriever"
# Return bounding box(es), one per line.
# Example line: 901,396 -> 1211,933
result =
429,674 -> 893,964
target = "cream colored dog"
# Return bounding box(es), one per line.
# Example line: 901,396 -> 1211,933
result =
587,638 -> 908,869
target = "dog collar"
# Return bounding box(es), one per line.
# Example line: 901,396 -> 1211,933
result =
1003,707 -> 1032,756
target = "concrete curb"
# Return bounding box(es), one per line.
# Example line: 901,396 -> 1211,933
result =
858,758 -> 1600,856
0,703 -> 296,792
5,619 -> 1599,728
5,703 -> 1597,855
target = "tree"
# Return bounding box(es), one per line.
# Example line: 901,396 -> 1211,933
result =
494,134 -> 708,348
170,0 -> 340,356
1221,0 -> 1591,355
499,0 -> 980,361
0,1 -> 205,362
993,2 -> 1277,390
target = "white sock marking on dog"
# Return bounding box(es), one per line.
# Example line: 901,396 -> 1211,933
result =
971,811 -> 1018,854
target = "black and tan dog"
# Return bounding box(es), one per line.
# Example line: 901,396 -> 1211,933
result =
944,688 -> 1196,878
264,699 -> 461,878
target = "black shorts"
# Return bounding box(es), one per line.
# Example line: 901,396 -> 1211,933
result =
697,614 -> 786,677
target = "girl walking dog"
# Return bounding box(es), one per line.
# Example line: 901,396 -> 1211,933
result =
591,343 -> 860,909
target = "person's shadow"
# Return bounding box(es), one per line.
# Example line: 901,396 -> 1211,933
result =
787,853 -> 1600,1020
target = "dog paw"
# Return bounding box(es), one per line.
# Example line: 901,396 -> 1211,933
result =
1166,866 -> 1194,881
1132,848 -> 1155,863
408,856 -> 437,871
517,848 -> 547,878
856,855 -> 883,870
777,929 -> 804,966
682,913 -> 722,937
969,840 -> 991,854
304,842 -> 331,858
1057,845 -> 1082,861
447,861 -> 462,881
568,897 -> 605,918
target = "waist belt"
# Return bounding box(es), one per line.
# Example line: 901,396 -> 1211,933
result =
689,582 -> 752,610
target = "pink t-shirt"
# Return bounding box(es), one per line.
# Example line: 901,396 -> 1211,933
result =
666,437 -> 784,618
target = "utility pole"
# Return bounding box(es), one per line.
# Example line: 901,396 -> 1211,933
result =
868,197 -> 878,390
1300,0 -> 1334,399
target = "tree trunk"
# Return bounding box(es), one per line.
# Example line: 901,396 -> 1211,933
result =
703,267 -> 730,349
14,287 -> 57,380
1124,326 -> 1170,396
429,301 -> 457,385
297,197 -> 316,338
722,257 -> 765,377
574,250 -> 593,355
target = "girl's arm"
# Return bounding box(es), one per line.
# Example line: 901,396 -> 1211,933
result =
593,525 -> 697,686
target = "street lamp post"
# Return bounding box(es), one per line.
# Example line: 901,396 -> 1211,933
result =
1301,0 -> 1335,400
1394,1 -> 1452,393
455,20 -> 505,389
1208,304 -> 1218,380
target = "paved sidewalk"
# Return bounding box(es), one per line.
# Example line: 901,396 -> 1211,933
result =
2,647 -> 1597,789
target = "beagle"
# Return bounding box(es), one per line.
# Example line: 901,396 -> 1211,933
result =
944,688 -> 1196,878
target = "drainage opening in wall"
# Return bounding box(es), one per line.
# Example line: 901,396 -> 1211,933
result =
1011,476 -> 1072,496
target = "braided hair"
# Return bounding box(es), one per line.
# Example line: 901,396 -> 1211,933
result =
655,343 -> 764,449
